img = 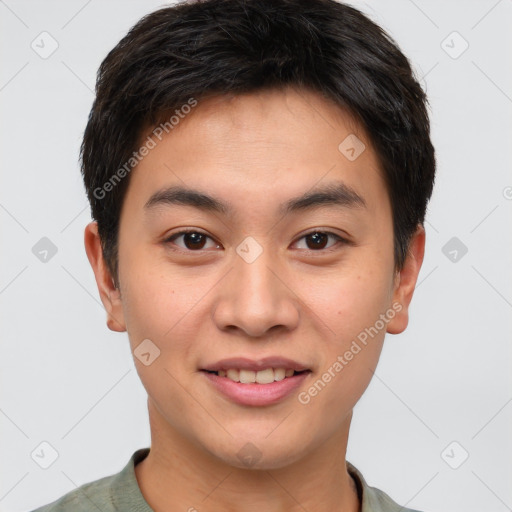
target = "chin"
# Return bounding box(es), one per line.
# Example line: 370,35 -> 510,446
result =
207,435 -> 309,471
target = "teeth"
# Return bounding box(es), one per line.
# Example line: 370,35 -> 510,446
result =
215,368 -> 300,384
239,369 -> 256,383
255,368 -> 274,384
226,369 -> 240,382
274,368 -> 286,381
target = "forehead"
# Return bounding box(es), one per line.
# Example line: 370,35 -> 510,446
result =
125,87 -> 388,220
169,87 -> 365,153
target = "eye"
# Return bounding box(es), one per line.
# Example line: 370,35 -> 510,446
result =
164,230 -> 221,251
163,229 -> 349,253
293,230 -> 348,252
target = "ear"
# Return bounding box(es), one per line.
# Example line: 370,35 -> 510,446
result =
84,221 -> 126,332
386,225 -> 426,335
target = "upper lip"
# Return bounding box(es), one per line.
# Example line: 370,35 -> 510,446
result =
201,357 -> 310,372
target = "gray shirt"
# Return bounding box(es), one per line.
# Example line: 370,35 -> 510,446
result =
31,448 -> 423,512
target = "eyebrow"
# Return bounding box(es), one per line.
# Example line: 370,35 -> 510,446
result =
144,181 -> 366,216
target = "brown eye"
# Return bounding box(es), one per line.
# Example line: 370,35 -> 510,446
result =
305,232 -> 329,250
294,231 -> 347,252
181,232 -> 207,250
166,231 -> 220,251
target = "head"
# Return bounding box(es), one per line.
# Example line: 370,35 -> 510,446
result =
83,0 -> 435,469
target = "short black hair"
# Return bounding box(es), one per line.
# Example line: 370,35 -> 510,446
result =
81,0 -> 435,282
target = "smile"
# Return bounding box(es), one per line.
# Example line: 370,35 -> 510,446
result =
205,367 -> 305,384
201,368 -> 311,406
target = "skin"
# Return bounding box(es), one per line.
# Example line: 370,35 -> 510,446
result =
85,87 -> 425,512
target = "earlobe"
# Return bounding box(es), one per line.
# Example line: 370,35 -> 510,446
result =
386,225 -> 426,335
84,221 -> 127,333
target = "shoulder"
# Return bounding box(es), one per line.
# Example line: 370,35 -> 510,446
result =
30,448 -> 151,512
347,461 -> 425,512
30,472 -> 118,512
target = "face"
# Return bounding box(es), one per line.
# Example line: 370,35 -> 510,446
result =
86,87 -> 424,470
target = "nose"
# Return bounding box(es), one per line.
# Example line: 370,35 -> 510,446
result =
212,245 -> 300,339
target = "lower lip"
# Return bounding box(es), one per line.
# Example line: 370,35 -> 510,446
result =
201,371 -> 310,406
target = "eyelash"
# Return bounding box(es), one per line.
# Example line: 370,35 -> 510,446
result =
163,229 -> 350,255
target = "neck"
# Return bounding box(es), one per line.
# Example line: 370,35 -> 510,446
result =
135,399 -> 360,512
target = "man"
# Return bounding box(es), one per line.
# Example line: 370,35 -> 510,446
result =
33,0 -> 435,510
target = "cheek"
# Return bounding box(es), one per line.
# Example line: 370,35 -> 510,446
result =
299,277 -> 390,435
313,263 -> 394,340
302,261 -> 393,398
118,250 -> 221,373
117,250 -> 184,344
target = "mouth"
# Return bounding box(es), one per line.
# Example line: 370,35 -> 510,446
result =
202,368 -> 310,384
200,357 -> 312,406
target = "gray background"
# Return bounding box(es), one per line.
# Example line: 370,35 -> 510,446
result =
1,0 -> 511,511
